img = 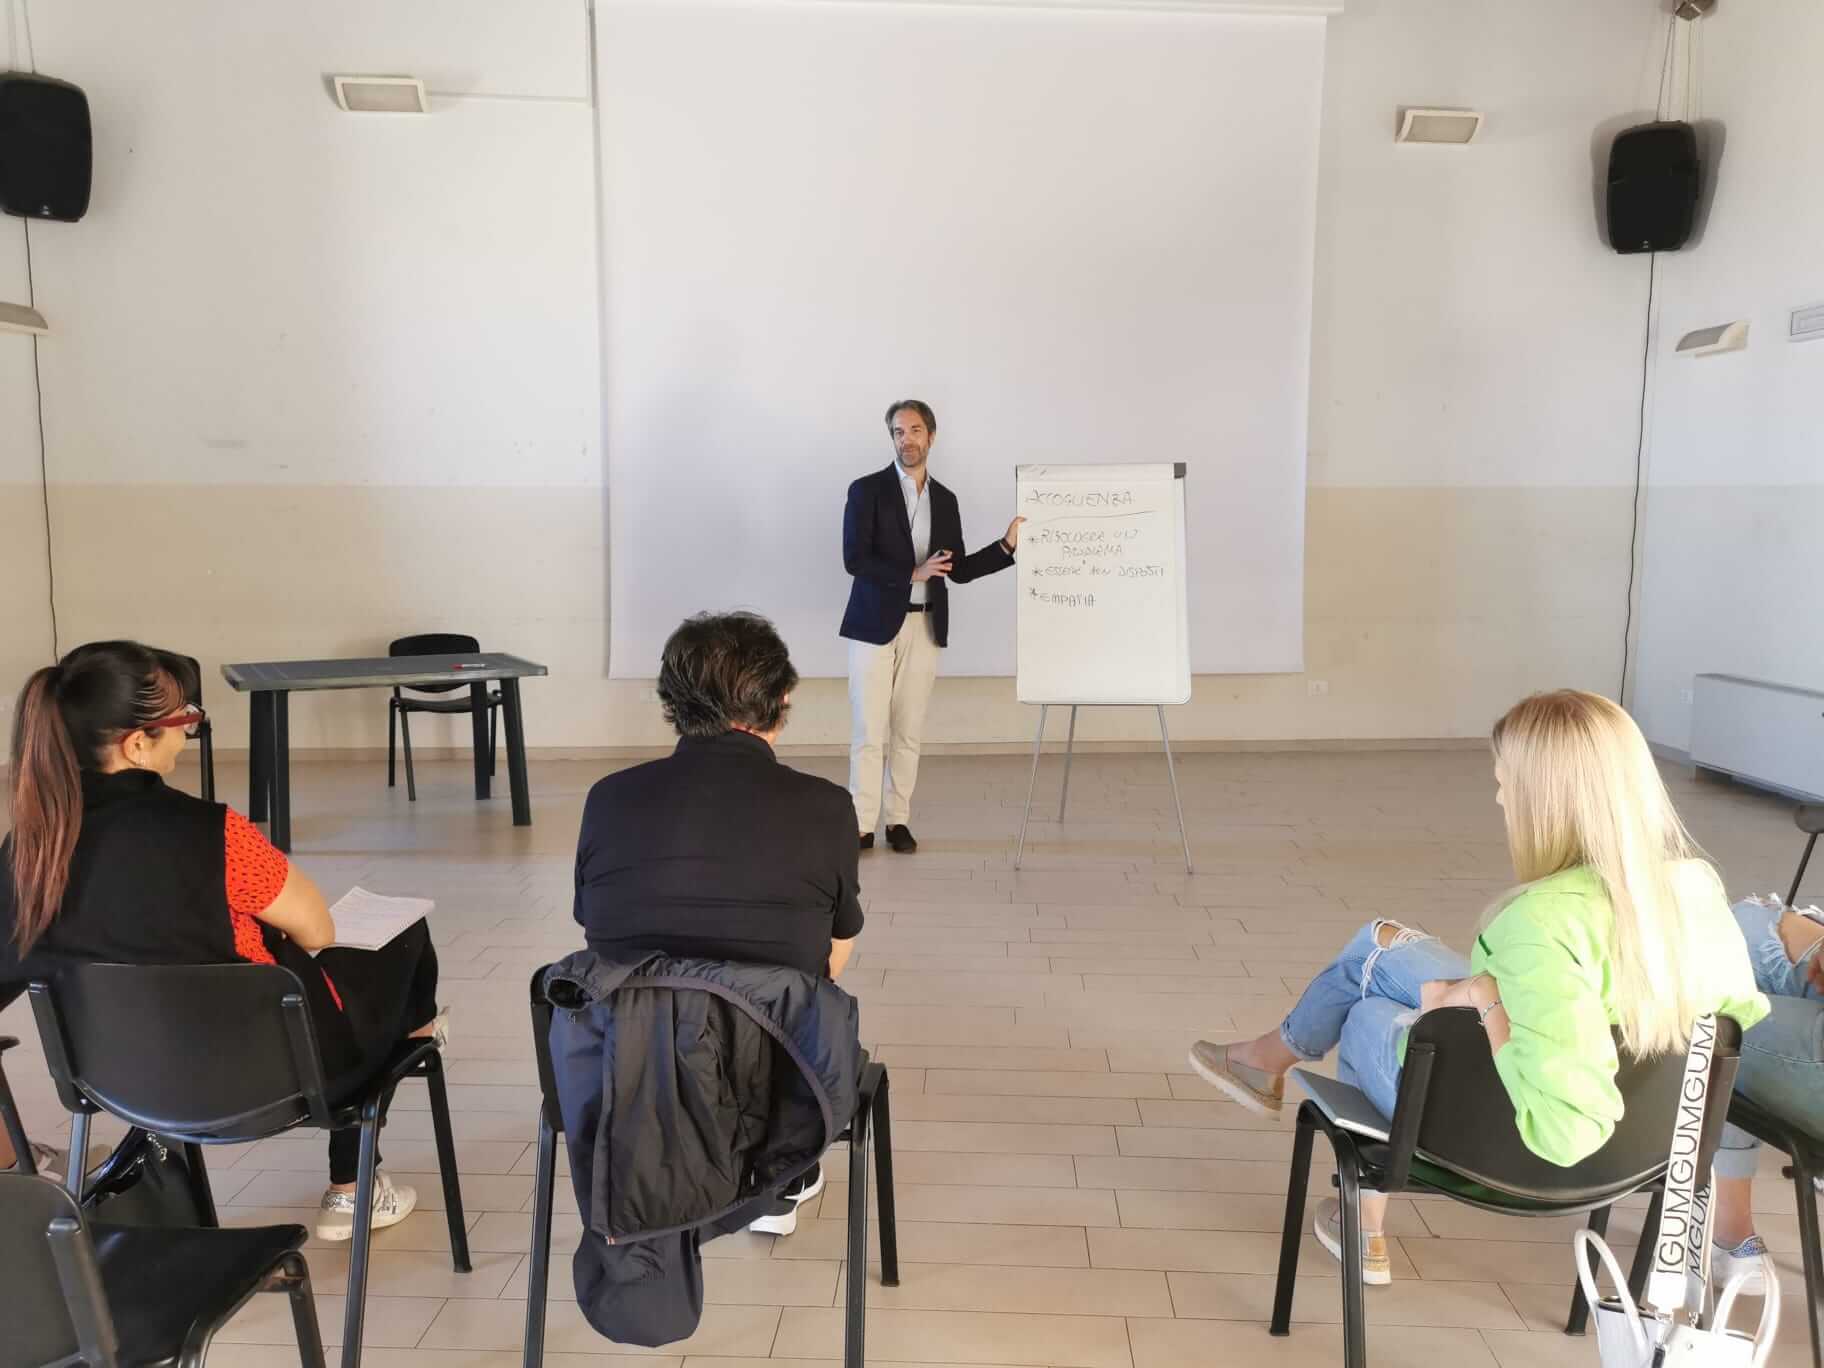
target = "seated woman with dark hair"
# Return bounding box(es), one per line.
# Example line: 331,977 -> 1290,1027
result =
572,611 -> 864,1234
2,640 -> 444,1240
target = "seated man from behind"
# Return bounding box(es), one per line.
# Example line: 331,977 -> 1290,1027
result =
573,611 -> 863,1233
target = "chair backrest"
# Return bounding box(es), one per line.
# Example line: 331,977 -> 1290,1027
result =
390,633 -> 482,696
0,1171 -> 118,1368
30,962 -> 334,1141
1393,1008 -> 1742,1204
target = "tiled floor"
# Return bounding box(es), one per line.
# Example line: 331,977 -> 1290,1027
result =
4,744 -> 1818,1368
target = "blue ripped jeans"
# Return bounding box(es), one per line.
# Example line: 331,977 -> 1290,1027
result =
1279,919 -> 1473,1121
1714,897 -> 1824,1180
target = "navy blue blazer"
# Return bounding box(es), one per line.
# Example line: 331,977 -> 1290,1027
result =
839,464 -> 1015,648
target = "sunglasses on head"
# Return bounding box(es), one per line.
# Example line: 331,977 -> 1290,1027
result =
140,704 -> 207,739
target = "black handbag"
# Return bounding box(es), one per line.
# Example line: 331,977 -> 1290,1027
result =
81,1127 -> 210,1227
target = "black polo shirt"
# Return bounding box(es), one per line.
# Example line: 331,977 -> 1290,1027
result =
573,731 -> 864,979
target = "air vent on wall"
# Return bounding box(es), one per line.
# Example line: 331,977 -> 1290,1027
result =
332,76 -> 429,114
1791,304 -> 1824,344
0,301 -> 49,336
1396,108 -> 1483,145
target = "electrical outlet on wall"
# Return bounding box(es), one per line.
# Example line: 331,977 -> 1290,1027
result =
1307,679 -> 1329,697
1682,688 -> 1694,705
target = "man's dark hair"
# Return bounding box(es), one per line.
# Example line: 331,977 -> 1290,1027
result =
656,612 -> 799,738
883,399 -> 937,435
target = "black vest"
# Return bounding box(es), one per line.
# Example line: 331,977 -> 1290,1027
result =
32,770 -> 236,966
4,771 -> 311,992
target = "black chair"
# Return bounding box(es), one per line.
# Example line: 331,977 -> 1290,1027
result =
521,969 -> 900,1368
168,653 -> 215,803
1790,804 -> 1824,908
1713,811 -> 1824,1368
3,1035 -> 327,1368
1726,1092 -> 1823,1368
387,633 -> 500,802
28,963 -> 472,1368
1270,1009 -> 1742,1368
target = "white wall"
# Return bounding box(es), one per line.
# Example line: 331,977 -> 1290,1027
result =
599,0 -> 1322,680
0,0 -> 603,755
0,0 -> 1729,757
1630,0 -> 1824,752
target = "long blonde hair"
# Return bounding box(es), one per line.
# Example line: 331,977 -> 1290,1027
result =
1491,689 -> 1723,1057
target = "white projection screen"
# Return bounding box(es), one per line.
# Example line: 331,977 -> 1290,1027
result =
601,0 -> 1322,678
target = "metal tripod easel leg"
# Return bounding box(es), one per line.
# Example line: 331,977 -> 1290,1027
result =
1015,704 -> 1192,873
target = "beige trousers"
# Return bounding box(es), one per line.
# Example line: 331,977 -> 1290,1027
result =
848,612 -> 941,833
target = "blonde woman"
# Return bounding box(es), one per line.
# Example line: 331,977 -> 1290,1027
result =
1189,690 -> 1769,1286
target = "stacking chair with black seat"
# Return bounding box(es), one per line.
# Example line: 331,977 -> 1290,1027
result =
28,962 -> 472,1368
1715,803 -> 1824,1368
1726,1092 -> 1824,1368
169,652 -> 215,803
521,968 -> 901,1368
386,633 -> 501,801
1270,1007 -> 1742,1368
3,1034 -> 326,1368
1790,803 -> 1824,908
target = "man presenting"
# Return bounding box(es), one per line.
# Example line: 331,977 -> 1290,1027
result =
841,399 -> 1023,852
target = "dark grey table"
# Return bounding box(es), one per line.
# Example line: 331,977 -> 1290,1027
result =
221,653 -> 548,852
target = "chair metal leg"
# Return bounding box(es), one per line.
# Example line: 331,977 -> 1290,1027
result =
872,1070 -> 899,1287
340,1112 -> 384,1368
1792,832 -> 1820,911
523,1113 -> 559,1368
1625,1185 -> 1664,1307
65,1110 -> 92,1199
400,709 -> 417,803
490,704 -> 498,779
1336,1146 -> 1369,1368
283,1251 -> 329,1368
1564,1202 -> 1612,1335
1269,1105 -> 1316,1336
183,1142 -> 219,1226
1791,1150 -> 1824,1368
423,1052 -> 472,1273
845,1090 -> 872,1368
387,701 -> 398,789
199,723 -> 216,802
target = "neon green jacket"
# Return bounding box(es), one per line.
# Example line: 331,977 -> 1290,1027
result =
1467,865 -> 1768,1168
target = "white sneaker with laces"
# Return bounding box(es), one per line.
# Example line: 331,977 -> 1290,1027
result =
1710,1234 -> 1770,1297
315,1169 -> 419,1242
748,1165 -> 826,1237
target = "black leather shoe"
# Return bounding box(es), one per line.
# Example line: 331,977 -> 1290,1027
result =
859,832 -> 875,851
885,824 -> 918,853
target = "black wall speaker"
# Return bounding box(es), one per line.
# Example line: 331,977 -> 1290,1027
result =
0,73 -> 93,222
1606,121 -> 1699,254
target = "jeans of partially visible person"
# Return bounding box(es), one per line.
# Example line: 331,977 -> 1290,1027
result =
1714,897 -> 1824,1181
1279,919 -> 1473,1120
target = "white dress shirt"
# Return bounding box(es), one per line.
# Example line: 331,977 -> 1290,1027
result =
897,460 -> 932,606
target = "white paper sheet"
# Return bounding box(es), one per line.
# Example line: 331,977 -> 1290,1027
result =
323,886 -> 434,953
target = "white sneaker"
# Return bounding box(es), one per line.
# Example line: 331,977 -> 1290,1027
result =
748,1165 -> 826,1237
428,1009 -> 452,1052
315,1170 -> 419,1241
1711,1235 -> 1770,1297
